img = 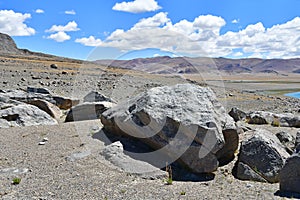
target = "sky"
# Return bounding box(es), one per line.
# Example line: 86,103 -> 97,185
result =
0,0 -> 300,60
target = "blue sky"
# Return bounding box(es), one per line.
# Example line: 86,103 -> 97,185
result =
0,0 -> 300,60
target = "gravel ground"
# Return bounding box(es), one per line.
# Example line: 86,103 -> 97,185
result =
0,120 -> 287,200
1,55 -> 300,199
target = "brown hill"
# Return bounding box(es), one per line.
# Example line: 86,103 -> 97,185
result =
96,56 -> 300,74
0,32 -> 82,63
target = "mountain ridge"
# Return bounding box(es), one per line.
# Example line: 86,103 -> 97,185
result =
95,56 -> 300,74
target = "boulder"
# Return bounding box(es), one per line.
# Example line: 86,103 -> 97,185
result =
0,89 -> 55,104
102,141 -> 166,179
229,107 -> 246,122
276,131 -> 295,154
83,91 -> 115,103
53,96 -> 80,110
246,111 -> 274,125
27,99 -> 62,120
50,64 -> 58,69
279,152 -> 300,194
234,129 -> 290,183
281,116 -> 300,128
27,86 -> 51,95
65,102 -> 115,122
235,162 -> 267,182
246,111 -> 300,128
101,84 -> 238,173
0,104 -> 57,128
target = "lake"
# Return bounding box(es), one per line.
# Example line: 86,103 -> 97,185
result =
285,92 -> 300,99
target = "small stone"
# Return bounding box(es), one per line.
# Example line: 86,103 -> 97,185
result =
50,64 -> 58,69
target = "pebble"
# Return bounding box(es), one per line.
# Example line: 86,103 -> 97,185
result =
38,141 -> 46,145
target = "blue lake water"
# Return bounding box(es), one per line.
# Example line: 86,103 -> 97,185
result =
285,92 -> 300,99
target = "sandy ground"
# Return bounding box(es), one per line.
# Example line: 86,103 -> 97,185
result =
1,120 -> 292,200
1,55 -> 300,199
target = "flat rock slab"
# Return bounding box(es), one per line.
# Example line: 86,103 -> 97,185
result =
65,102 -> 116,122
102,141 -> 167,180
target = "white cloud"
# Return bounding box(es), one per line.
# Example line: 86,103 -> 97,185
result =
65,10 -> 76,15
217,17 -> 300,58
0,10 -> 35,36
75,36 -> 103,46
46,21 -> 79,32
112,0 -> 161,13
76,13 -> 300,59
233,52 -> 243,57
35,9 -> 44,14
231,19 -> 239,24
47,31 -> 70,42
133,12 -> 170,29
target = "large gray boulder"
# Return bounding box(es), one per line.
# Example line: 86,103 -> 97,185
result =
234,129 -> 290,183
0,104 -> 57,128
101,84 -> 238,173
65,102 -> 115,122
279,152 -> 300,194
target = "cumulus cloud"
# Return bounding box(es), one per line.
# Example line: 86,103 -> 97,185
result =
35,9 -> 44,14
231,19 -> 239,24
233,52 -> 243,57
46,21 -> 79,32
0,10 -> 35,36
76,13 -> 300,59
47,31 -> 70,42
218,17 -> 300,58
112,0 -> 161,13
75,36 -> 103,46
65,10 -> 76,15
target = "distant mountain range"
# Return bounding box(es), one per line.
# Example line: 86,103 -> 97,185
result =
96,56 -> 300,75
